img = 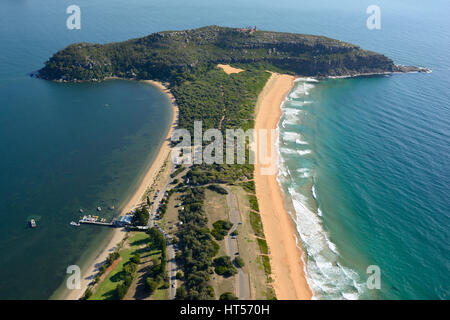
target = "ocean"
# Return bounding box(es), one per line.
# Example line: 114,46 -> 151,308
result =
1,0 -> 448,299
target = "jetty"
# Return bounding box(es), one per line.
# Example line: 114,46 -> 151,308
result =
79,215 -> 113,227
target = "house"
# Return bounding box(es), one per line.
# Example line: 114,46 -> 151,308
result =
114,214 -> 133,227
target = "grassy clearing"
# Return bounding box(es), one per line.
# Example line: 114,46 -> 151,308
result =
90,232 -> 154,300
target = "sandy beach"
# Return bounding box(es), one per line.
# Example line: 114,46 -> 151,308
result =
61,80 -> 178,300
254,73 -> 312,300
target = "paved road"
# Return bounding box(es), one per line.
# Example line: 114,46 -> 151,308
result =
146,162 -> 178,299
224,187 -> 250,300
168,244 -> 176,299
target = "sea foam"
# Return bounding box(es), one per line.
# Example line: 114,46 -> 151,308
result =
287,188 -> 366,299
276,78 -> 367,300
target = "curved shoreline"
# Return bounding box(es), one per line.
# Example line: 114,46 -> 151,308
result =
254,73 -> 312,300
59,80 -> 178,300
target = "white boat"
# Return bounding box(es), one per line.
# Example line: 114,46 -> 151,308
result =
97,206 -> 102,211
70,221 -> 80,227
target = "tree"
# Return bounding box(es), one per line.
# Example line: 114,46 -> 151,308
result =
80,288 -> 92,300
220,292 -> 238,300
145,278 -> 158,295
175,286 -> 187,300
130,254 -> 140,264
116,283 -> 128,299
234,256 -> 244,268
213,256 -> 237,277
133,207 -> 149,226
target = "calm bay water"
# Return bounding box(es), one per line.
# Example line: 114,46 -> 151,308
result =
0,0 -> 448,299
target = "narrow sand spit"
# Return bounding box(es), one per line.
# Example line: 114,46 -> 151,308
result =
254,72 -> 312,300
61,80 -> 178,300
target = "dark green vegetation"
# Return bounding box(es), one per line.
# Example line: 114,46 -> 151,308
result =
171,166 -> 186,179
144,227 -> 169,297
206,184 -> 228,195
249,211 -> 264,238
257,238 -> 269,255
116,253 -> 139,299
234,256 -> 245,268
38,26 -> 405,83
238,180 -> 255,193
219,292 -> 238,300
211,220 -> 233,240
248,195 -> 259,212
132,206 -> 149,226
176,187 -> 218,299
213,256 -> 238,277
157,189 -> 175,219
261,255 -> 271,276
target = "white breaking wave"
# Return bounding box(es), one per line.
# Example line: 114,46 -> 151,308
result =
295,77 -> 319,83
287,188 -> 366,299
317,207 -> 323,217
287,100 -> 306,107
296,139 -> 308,145
297,149 -> 312,156
289,82 -> 316,98
282,131 -> 308,145
296,167 -> 312,178
275,77 -> 367,299
280,148 -> 312,156
312,184 -> 317,200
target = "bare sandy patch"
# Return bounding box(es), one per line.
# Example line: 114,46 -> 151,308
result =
217,64 -> 244,75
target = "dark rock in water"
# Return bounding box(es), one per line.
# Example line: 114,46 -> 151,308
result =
394,65 -> 431,73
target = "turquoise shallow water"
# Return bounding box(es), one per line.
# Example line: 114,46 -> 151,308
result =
0,0 -> 448,299
279,73 -> 450,299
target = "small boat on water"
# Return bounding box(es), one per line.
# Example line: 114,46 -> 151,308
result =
79,209 -> 84,213
70,221 -> 80,227
30,219 -> 36,228
97,206 -> 102,212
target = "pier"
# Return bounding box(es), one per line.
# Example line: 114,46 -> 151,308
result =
78,220 -> 114,227
78,215 -> 115,227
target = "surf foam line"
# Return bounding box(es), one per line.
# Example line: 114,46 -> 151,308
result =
275,78 -> 367,300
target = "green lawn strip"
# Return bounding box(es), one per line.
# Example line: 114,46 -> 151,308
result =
249,211 -> 264,237
260,255 -> 271,276
90,232 -> 150,300
152,287 -> 169,300
257,238 -> 268,255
